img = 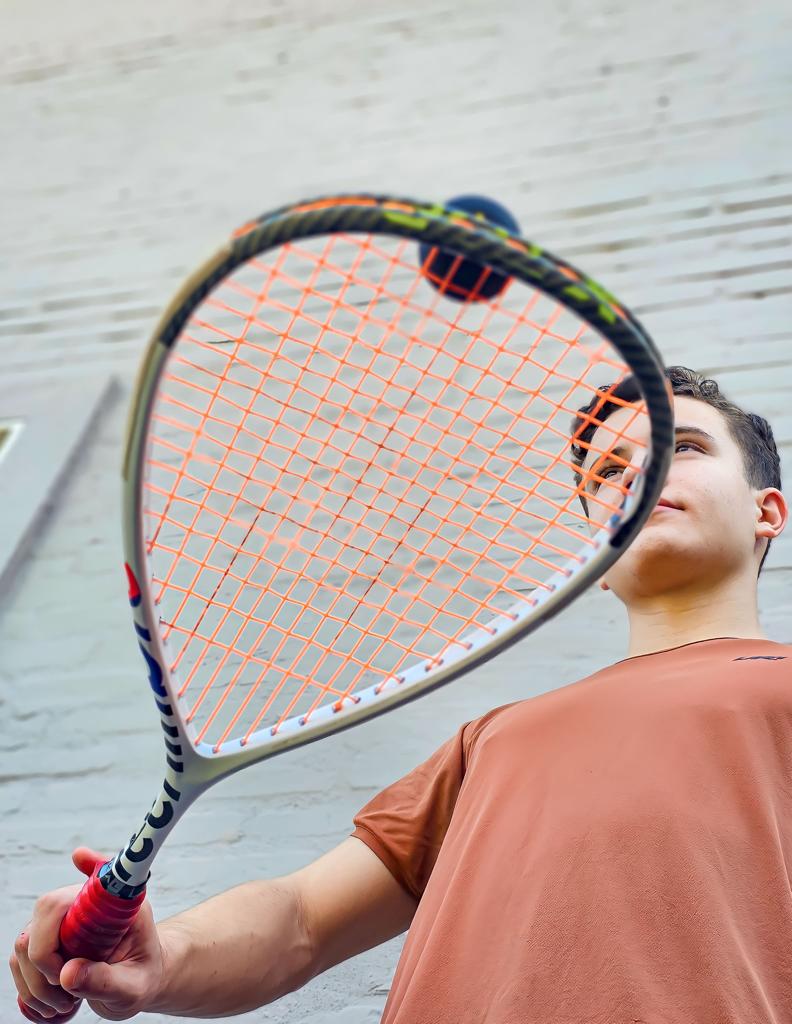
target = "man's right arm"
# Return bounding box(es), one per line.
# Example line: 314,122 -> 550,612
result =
151,836 -> 417,1017
12,838 -> 417,1021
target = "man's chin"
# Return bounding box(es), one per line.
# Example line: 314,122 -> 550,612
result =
604,529 -> 704,598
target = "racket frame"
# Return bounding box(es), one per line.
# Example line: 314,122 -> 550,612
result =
109,194 -> 673,895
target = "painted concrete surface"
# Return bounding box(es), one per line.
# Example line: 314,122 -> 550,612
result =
1,1 -> 791,1020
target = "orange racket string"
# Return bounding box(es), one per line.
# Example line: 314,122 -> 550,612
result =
289,300 -> 591,713
145,413 -> 602,609
141,232 -> 646,750
180,235 -> 424,716
193,237 -> 455,740
200,249 -> 572,740
142,387 -> 627,667
173,237 -> 368,714
148,245 -> 291,550
146,386 -> 621,586
161,385 -> 610,729
181,234 -> 423,728
155,234 -> 347,662
232,248 -> 522,737
149,356 -> 629,686
151,239 -> 327,606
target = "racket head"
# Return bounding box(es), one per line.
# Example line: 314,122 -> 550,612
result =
122,194 -> 673,781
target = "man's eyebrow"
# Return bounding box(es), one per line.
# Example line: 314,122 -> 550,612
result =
582,424 -> 717,481
673,425 -> 717,444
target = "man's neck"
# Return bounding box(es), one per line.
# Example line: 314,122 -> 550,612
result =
625,572 -> 765,658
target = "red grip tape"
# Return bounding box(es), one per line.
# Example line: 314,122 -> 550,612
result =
60,863 -> 146,960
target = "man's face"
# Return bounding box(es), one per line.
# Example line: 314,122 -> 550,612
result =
581,395 -> 768,601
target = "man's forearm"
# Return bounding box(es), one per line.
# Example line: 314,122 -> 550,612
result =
147,878 -> 314,1018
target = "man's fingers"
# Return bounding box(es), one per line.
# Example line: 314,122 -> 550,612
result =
23,921 -> 66,988
25,852 -> 107,984
11,852 -> 110,1022
14,929 -> 74,1010
17,996 -> 80,1024
71,847 -> 107,878
60,958 -> 148,1021
59,958 -> 88,994
10,948 -> 78,1020
10,952 -> 52,1019
62,958 -> 132,1001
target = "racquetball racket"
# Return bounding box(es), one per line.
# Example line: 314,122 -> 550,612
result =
19,193 -> 673,1022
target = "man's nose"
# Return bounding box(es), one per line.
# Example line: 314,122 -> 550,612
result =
621,452 -> 648,492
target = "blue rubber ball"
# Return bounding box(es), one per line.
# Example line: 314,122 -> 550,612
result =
418,194 -> 521,303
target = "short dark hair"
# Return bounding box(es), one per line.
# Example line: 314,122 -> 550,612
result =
569,366 -> 782,573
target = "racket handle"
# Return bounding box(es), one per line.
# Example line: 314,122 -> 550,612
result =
59,862 -> 146,961
17,864 -> 146,1023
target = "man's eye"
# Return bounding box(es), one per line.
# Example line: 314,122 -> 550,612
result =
675,440 -> 702,454
590,464 -> 623,492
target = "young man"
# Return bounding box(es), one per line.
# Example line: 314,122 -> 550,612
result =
12,367 -> 790,1023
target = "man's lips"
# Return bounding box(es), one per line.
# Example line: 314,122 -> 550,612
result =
655,497 -> 682,511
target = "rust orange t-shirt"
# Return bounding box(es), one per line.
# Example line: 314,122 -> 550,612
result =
352,638 -> 792,1024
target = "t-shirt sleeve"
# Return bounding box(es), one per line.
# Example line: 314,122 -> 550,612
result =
351,724 -> 470,901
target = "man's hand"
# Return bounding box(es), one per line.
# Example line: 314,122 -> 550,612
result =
10,848 -> 166,1022
12,836 -> 415,1019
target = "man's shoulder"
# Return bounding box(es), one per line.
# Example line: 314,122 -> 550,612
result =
460,638 -> 792,749
461,684 -> 580,752
461,663 -> 612,745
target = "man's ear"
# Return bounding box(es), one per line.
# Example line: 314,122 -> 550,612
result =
755,488 -> 787,543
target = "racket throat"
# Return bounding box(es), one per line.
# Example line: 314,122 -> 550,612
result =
106,773 -> 201,894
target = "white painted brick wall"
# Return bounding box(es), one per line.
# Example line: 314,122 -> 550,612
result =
1,1 -> 790,1020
